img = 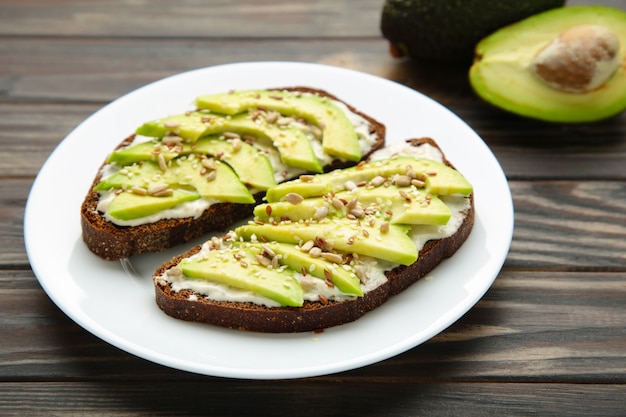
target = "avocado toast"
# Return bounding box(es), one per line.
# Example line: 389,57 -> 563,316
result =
153,138 -> 475,333
81,87 -> 385,260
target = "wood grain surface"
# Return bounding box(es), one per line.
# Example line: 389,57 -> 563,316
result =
1,0 -> 625,416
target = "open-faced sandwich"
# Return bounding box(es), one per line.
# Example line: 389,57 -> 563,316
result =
81,87 -> 386,260
153,138 -> 475,333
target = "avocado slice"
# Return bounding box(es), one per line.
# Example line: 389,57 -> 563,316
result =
108,189 -> 201,221
106,136 -> 277,191
137,111 -> 322,173
267,242 -> 362,296
172,157 -> 255,204
255,185 -> 451,226
265,156 -> 473,203
192,137 -> 277,190
179,243 -> 304,307
381,0 -> 565,61
135,112 -> 210,142
200,113 -> 323,173
236,217 -> 417,266
196,89 -> 362,162
469,5 -> 626,122
107,140 -> 180,166
94,161 -> 164,191
96,155 -> 255,204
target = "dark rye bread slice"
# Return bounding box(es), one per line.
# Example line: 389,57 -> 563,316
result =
81,87 -> 386,260
153,137 -> 475,333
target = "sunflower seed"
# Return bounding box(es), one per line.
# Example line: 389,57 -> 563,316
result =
321,252 -> 343,264
284,192 -> 304,205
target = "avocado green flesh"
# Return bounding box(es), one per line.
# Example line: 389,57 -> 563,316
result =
469,6 -> 626,122
268,242 -> 363,296
191,137 -> 276,190
135,111 -> 323,173
108,190 -> 201,221
179,244 -> 304,307
196,90 -> 362,162
94,161 -> 163,191
96,157 -> 254,205
201,114 -> 323,173
265,156 -> 472,203
174,159 -> 255,204
135,113 -> 208,142
107,140 -> 178,165
106,137 -> 276,191
255,187 -> 451,226
237,219 -> 417,266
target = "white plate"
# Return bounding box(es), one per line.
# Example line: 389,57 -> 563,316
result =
24,62 -> 513,380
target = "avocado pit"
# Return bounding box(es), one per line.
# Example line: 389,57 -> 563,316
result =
530,25 -> 621,93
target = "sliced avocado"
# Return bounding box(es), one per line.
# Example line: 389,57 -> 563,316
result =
256,185 -> 451,226
263,180 -> 329,202
267,242 -> 362,296
97,155 -> 254,204
172,157 -> 255,204
381,0 -> 565,61
192,137 -> 277,190
265,156 -> 473,202
236,217 -> 417,266
196,89 -> 362,162
135,108 -> 324,172
179,243 -> 304,307
390,194 -> 451,225
106,136 -> 276,190
469,6 -> 626,122
135,112 -> 210,142
94,161 -> 164,191
107,140 -> 181,165
201,113 -> 323,173
107,189 -> 201,221
254,198 -> 331,222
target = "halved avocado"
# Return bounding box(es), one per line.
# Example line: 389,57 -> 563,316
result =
469,6 -> 626,123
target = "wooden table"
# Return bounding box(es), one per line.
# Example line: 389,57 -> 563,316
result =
2,1 -> 625,415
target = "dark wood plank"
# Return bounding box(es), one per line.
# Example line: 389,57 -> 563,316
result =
0,0 -> 384,38
0,103 -> 99,177
2,269 -> 624,382
0,179 -> 31,266
0,381 -> 624,417
362,271 -> 626,383
507,180 -> 626,269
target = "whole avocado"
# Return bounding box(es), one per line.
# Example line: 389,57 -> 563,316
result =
381,0 -> 566,61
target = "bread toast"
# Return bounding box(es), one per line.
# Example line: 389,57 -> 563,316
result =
81,87 -> 386,260
153,138 -> 475,333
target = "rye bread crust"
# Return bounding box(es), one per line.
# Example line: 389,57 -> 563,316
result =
81,87 -> 386,260
153,138 -> 475,333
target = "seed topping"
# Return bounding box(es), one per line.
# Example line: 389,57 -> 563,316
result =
284,192 -> 304,205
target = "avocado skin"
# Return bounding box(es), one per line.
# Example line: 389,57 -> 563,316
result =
381,0 -> 565,62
